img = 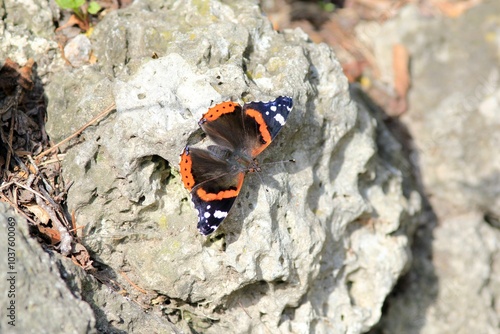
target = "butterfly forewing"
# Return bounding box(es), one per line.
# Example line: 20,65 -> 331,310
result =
243,96 -> 293,157
199,102 -> 247,151
244,96 -> 293,141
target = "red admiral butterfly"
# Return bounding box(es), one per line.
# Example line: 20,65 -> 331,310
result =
180,96 -> 293,235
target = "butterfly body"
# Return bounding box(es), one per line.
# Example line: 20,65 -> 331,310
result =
180,96 -> 293,235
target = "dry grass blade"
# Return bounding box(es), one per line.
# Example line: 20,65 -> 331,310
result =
120,271 -> 148,294
0,193 -> 38,225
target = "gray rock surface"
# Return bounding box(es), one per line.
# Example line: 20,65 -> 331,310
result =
0,0 -> 62,78
366,2 -> 500,333
57,255 -> 181,333
1,0 -> 421,333
0,203 -> 96,334
44,1 -> 420,333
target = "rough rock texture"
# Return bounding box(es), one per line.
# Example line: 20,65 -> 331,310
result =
42,1 -> 420,333
0,0 -> 63,79
0,203 -> 96,333
1,0 -> 421,333
364,2 -> 500,333
57,254 -> 181,333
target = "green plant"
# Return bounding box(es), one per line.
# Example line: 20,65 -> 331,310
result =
87,1 -> 101,15
55,0 -> 101,21
319,1 -> 335,13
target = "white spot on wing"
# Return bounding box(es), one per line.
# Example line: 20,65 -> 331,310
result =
213,210 -> 228,219
270,106 -> 277,112
274,113 -> 286,126
204,212 -> 211,218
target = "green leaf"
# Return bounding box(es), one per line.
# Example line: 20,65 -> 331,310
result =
319,1 -> 335,13
55,0 -> 85,10
87,1 -> 101,15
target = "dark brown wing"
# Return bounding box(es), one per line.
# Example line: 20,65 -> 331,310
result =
198,101 -> 260,154
179,146 -> 244,235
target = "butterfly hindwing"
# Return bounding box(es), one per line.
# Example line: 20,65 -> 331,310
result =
191,192 -> 238,235
180,146 -> 233,191
180,146 -> 244,235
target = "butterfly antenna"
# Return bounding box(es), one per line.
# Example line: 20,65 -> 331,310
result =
260,159 -> 296,168
260,159 -> 295,176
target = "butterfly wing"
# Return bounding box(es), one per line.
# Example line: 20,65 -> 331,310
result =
199,96 -> 293,157
198,101 -> 247,151
180,146 -> 244,235
191,189 -> 239,235
242,96 -> 293,157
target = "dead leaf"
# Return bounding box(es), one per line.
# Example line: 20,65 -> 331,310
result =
17,189 -> 34,204
393,43 -> 410,98
0,58 -> 34,94
25,204 -> 51,224
18,58 -> 34,91
343,60 -> 368,82
71,243 -> 93,270
37,225 -> 61,245
55,14 -> 89,32
88,51 -> 98,65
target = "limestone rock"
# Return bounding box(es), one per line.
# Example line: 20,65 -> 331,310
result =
0,203 -> 96,333
0,0 -> 62,77
368,3 -> 500,333
0,0 -> 422,333
46,1 -> 420,333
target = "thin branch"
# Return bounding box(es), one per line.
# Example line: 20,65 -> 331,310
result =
119,271 -> 147,294
35,103 -> 116,160
0,193 -> 37,225
12,181 -> 51,203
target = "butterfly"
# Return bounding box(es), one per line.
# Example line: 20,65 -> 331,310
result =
180,96 -> 293,235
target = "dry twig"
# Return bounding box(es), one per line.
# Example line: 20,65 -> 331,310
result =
35,103 -> 116,160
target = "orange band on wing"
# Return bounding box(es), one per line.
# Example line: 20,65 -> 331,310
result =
245,108 -> 272,156
195,173 -> 244,201
202,101 -> 240,122
180,150 -> 195,190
